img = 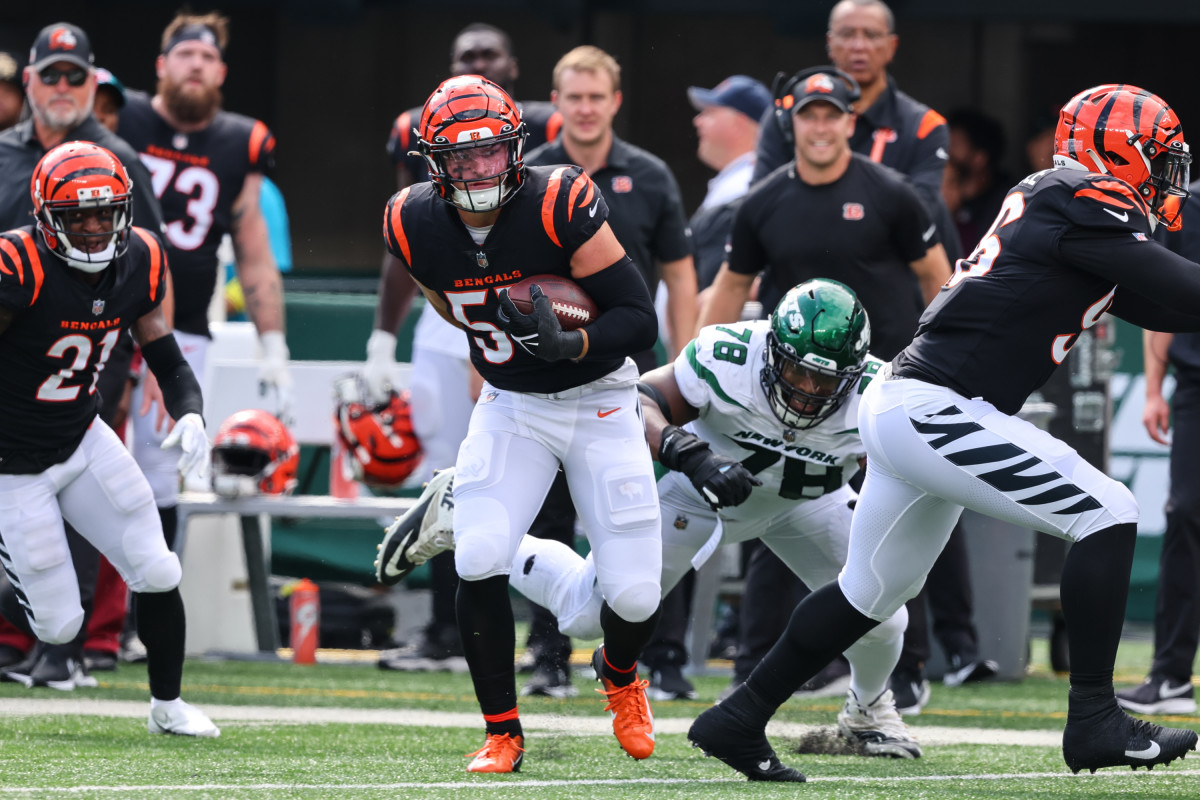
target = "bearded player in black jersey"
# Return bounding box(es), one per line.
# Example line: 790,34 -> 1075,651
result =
380,75 -> 661,773
0,142 -> 216,736
689,83 -> 1200,781
117,11 -> 289,546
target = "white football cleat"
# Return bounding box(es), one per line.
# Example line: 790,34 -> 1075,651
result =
375,468 -> 456,586
148,698 -> 221,738
837,688 -> 922,758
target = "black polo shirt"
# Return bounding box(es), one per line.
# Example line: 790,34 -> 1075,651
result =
0,115 -> 163,234
753,74 -> 958,260
729,153 -> 935,360
525,135 -> 692,292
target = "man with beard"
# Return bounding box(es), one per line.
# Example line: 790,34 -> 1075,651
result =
0,21 -> 165,685
117,11 -> 290,556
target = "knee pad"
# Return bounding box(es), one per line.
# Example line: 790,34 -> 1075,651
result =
126,552 -> 182,593
606,580 -> 660,625
33,607 -> 85,645
858,601 -> 908,646
454,530 -> 511,581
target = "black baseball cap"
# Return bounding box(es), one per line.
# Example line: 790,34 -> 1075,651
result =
792,70 -> 856,114
28,23 -> 94,72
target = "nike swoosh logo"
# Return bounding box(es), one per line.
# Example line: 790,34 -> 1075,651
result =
922,223 -> 936,242
936,147 -> 948,160
757,760 -> 773,771
589,202 -> 599,218
1160,681 -> 1193,699
1103,207 -> 1129,222
597,407 -> 620,418
1125,741 -> 1161,760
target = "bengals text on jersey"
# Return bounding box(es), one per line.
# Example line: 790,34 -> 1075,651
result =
0,225 -> 168,472
382,163 -> 621,394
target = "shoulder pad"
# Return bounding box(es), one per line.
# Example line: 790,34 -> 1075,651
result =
383,187 -> 414,264
1069,173 -> 1151,230
539,166 -> 606,248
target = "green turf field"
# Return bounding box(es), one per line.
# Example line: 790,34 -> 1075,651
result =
0,638 -> 1197,799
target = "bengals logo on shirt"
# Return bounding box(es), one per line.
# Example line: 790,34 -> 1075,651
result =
843,202 -> 865,220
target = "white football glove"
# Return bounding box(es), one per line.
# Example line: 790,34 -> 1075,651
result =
162,412 -> 210,483
259,331 -> 294,424
362,329 -> 398,405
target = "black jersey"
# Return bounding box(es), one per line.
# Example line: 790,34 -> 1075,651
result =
118,91 -> 275,337
729,154 -> 935,360
388,99 -> 561,184
383,165 -> 623,393
0,226 -> 168,472
893,168 -> 1159,415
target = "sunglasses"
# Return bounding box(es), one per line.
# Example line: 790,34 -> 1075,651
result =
38,67 -> 88,87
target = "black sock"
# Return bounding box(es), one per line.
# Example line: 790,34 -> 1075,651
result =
598,601 -> 661,686
135,588 -> 185,700
1061,523 -> 1136,695
157,506 -> 179,551
457,575 -> 519,734
742,581 -> 879,717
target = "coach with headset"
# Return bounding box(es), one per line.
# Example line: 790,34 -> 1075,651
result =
698,66 -> 949,355
696,65 -> 952,705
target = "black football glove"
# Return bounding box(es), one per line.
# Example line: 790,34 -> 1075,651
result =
658,425 -> 762,510
497,284 -> 585,362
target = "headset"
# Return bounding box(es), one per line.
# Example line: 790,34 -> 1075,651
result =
770,65 -> 861,149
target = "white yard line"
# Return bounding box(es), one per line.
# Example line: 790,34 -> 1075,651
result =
0,696 -> 1059,746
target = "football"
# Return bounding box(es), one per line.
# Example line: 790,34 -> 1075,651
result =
505,274 -> 598,331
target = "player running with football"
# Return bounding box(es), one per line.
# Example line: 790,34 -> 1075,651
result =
380,75 -> 662,773
0,142 -> 217,736
381,279 -> 923,767
688,83 -> 1200,780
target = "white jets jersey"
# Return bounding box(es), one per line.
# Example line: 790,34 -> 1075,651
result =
672,320 -> 883,522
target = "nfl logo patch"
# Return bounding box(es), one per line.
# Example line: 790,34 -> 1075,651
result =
611,175 -> 633,193
92,299 -> 105,316
673,514 -> 688,530
1132,232 -> 1148,241
476,250 -> 489,268
843,203 -> 865,220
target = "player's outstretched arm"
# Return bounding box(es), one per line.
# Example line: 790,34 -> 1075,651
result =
637,364 -> 700,453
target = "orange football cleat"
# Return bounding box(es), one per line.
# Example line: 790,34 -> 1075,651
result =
466,732 -> 524,773
593,646 -> 656,759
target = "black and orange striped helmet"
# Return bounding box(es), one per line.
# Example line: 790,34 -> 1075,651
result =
30,141 -> 133,272
1055,84 -> 1191,231
212,409 -> 299,497
415,75 -> 527,213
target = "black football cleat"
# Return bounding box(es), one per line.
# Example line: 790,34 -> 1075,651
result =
688,703 -> 806,782
1062,689 -> 1198,774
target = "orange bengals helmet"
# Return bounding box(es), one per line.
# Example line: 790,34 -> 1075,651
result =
1055,84 -> 1191,231
211,410 -> 300,497
31,141 -> 134,272
333,376 -> 422,489
414,75 -> 527,213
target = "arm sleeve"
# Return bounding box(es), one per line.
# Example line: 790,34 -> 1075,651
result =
140,334 -> 204,421
1060,233 -> 1200,326
575,256 -> 659,359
